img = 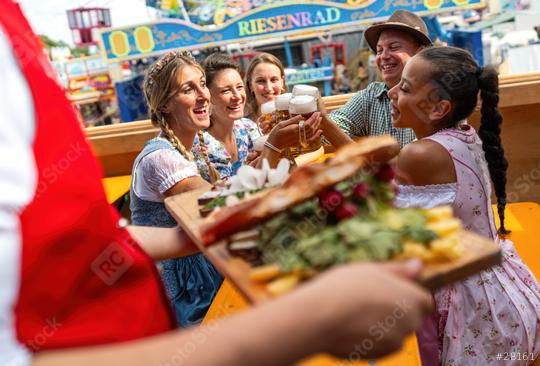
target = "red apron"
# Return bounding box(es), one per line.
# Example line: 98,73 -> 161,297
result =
0,1 -> 175,351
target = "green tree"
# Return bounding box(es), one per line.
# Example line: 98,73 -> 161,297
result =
39,34 -> 69,49
71,46 -> 90,57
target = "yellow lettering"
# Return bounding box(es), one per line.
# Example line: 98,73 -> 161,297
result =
276,15 -> 287,30
287,13 -> 301,28
256,18 -> 267,33
300,12 -> 312,26
267,16 -> 277,32
238,21 -> 251,36
314,10 -> 326,24
249,19 -> 258,34
327,8 -> 340,22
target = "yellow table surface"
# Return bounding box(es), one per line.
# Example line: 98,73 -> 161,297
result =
101,175 -> 131,204
203,202 -> 540,365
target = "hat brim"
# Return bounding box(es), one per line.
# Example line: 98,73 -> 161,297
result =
364,22 -> 433,52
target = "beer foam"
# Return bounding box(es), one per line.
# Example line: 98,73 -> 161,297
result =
275,93 -> 293,110
292,84 -> 320,98
289,95 -> 317,115
261,101 -> 276,114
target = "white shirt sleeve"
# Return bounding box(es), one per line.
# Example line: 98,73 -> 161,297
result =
132,148 -> 200,202
0,29 -> 35,366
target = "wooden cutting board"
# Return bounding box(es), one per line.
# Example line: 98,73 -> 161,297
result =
166,189 -> 502,303
164,136 -> 501,302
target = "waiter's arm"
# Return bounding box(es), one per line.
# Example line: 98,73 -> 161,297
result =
32,261 -> 432,366
127,225 -> 199,261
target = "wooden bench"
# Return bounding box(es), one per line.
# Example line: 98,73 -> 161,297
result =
101,175 -> 131,204
87,72 -> 540,203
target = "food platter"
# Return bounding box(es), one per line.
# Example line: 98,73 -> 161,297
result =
165,136 -> 502,303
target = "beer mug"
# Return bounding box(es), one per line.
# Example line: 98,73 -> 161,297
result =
288,95 -> 322,158
260,101 -> 276,131
275,93 -> 293,123
292,84 -> 320,98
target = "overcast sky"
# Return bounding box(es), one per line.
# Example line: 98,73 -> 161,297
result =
18,0 -> 155,46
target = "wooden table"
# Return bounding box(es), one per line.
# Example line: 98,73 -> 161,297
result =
203,202 -> 540,365
101,175 -> 131,204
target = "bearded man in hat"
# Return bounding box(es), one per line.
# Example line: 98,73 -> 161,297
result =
322,10 -> 432,148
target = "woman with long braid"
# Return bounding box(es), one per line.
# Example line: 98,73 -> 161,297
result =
390,46 -> 540,365
130,51 -> 222,327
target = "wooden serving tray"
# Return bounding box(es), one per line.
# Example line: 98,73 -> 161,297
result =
209,230 -> 501,302
166,190 -> 502,303
164,135 -> 502,301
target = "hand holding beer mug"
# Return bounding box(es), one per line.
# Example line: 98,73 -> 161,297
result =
265,112 -> 322,156
288,95 -> 323,160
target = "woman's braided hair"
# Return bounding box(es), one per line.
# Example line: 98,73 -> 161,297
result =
244,52 -> 287,120
142,50 -> 219,182
418,46 -> 510,235
196,130 -> 220,182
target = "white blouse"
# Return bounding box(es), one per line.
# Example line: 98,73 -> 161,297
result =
132,143 -> 200,202
395,183 -> 457,209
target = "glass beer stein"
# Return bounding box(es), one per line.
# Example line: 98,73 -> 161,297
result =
275,93 -> 292,124
292,84 -> 320,98
260,101 -> 276,131
288,95 -> 322,158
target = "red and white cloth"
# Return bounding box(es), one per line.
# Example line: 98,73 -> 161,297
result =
0,2 -> 175,365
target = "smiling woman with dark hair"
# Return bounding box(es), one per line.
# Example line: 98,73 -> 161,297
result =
193,53 -> 261,179
200,53 -> 323,170
390,46 -> 540,365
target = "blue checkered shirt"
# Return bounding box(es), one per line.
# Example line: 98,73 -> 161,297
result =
329,82 -> 416,148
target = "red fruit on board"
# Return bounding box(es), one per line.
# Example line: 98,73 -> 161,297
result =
375,164 -> 395,182
391,181 -> 399,195
319,189 -> 344,212
353,182 -> 370,199
335,202 -> 359,221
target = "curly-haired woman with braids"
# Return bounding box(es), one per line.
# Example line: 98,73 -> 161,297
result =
130,51 -> 222,327
389,46 -> 540,365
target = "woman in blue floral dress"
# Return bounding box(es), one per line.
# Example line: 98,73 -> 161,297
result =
195,53 -> 323,174
192,54 -> 260,180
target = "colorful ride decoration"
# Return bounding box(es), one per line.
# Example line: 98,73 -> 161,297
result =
99,0 -> 483,63
65,56 -> 114,97
67,7 -> 111,46
64,55 -> 116,126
